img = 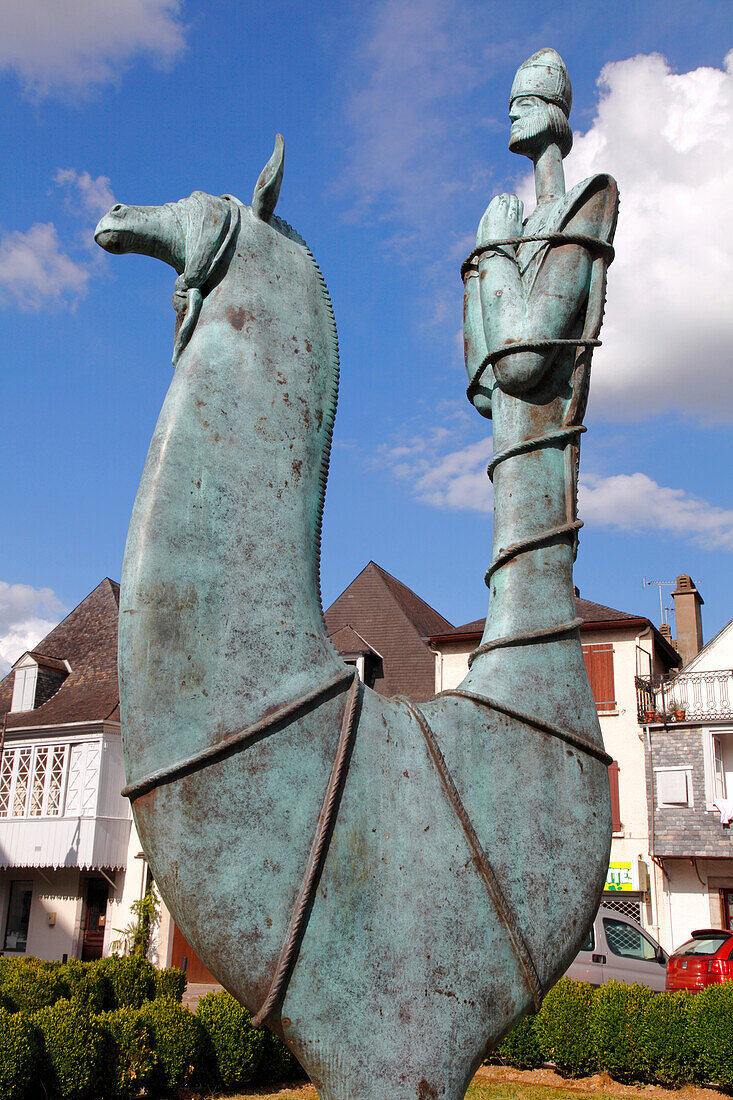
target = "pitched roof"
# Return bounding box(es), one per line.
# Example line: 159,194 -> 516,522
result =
430,596 -> 680,668
0,578 -> 120,729
325,562 -> 452,702
329,624 -> 380,657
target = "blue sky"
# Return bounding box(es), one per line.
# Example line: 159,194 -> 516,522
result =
1,0 -> 732,671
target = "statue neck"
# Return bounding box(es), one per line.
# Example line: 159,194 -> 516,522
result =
532,143 -> 566,206
463,392 -> 583,724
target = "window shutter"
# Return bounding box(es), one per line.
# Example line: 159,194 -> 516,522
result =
608,759 -> 621,832
583,643 -> 616,711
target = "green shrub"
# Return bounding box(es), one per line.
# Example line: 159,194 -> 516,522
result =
95,955 -> 156,1008
590,981 -> 654,1082
100,1007 -> 157,1100
197,990 -> 265,1087
638,990 -> 693,1087
139,996 -> 209,1091
1,957 -> 66,1012
0,1008 -> 42,1100
535,977 -> 595,1076
493,1012 -> 543,1069
257,1026 -> 303,1083
60,959 -> 111,1014
155,966 -> 186,1003
689,982 -> 733,1087
33,1000 -> 107,1100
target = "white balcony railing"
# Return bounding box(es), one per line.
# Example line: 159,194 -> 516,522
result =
637,670 -> 733,723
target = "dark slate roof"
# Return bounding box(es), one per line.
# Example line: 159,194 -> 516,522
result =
325,562 -> 452,702
0,579 -> 120,729
329,624 -> 380,657
432,597 -> 644,641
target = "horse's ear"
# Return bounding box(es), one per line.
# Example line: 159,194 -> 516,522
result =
252,134 -> 284,222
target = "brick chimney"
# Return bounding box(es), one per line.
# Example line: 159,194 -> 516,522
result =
659,622 -> 673,645
672,574 -> 704,666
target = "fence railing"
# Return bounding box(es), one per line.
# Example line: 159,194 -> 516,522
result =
636,670 -> 733,723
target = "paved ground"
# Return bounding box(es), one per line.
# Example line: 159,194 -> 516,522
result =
182,981 -> 222,1008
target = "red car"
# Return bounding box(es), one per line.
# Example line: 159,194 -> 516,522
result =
666,928 -> 733,990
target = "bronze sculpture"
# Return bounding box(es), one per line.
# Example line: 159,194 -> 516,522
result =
95,48 -> 617,1100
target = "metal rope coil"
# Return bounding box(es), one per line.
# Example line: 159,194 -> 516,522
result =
460,232 -> 615,280
469,617 -> 584,665
397,694 -> 543,1011
466,338 -> 600,404
487,425 -> 585,481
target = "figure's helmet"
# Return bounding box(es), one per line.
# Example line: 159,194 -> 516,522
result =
510,48 -> 572,117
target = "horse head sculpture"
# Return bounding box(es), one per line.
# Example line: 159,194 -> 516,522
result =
96,106 -> 616,1100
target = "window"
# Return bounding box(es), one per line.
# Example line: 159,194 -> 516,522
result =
675,933 -> 731,956
656,767 -> 693,808
3,881 -> 32,952
603,917 -> 658,961
10,665 -> 37,712
608,760 -> 621,832
583,644 -> 616,711
0,745 -> 69,818
579,925 -> 595,952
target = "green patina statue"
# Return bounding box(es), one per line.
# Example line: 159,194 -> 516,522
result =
95,49 -> 617,1100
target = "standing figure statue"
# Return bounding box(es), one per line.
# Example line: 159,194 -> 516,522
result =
95,48 -> 617,1100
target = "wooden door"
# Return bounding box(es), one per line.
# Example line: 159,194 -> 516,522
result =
170,921 -> 217,983
81,878 -> 109,961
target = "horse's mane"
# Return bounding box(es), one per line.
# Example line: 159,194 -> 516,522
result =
271,214 -> 340,618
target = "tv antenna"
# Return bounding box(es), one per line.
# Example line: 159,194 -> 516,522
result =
643,578 -> 675,624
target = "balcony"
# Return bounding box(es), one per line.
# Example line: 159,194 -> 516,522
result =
636,670 -> 733,723
0,815 -> 131,870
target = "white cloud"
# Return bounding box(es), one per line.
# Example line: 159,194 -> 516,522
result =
340,0 -> 487,248
0,223 -> 90,309
0,0 -> 186,97
381,431 -> 493,511
579,473 -> 733,551
517,51 -> 733,421
55,169 -> 115,217
0,583 -> 66,677
382,432 -> 733,552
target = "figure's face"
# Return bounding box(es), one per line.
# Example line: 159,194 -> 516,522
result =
508,94 -> 554,158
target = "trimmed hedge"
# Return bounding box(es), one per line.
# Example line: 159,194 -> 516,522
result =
591,980 -> 654,1082
689,982 -> 733,1089
0,956 -> 186,1013
197,990 -> 265,1087
534,977 -> 596,1076
139,996 -> 209,1092
494,1013 -> 543,1070
0,1008 -> 41,1100
100,1006 -> 158,1100
33,1000 -> 107,1100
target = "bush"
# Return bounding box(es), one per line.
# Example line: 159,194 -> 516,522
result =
1,957 -> 66,1012
493,1012 -> 543,1069
197,990 -> 265,1087
638,990 -> 693,1086
155,966 -> 186,1003
590,981 -> 654,1082
33,1000 -> 107,1100
139,996 -> 209,1092
257,1026 -> 304,1084
95,955 -> 156,1008
0,1008 -> 42,1100
535,977 -> 595,1076
689,982 -> 733,1088
100,1007 -> 157,1100
60,959 -> 111,1014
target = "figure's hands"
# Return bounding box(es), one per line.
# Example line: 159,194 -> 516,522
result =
477,194 -> 524,247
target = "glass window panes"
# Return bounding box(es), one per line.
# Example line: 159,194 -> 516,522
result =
579,925 -> 595,952
3,881 -> 32,952
30,747 -> 49,816
12,748 -> 31,816
0,745 -> 68,818
603,917 -> 658,960
676,933 -> 732,956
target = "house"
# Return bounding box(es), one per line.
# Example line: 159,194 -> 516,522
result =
325,561 -> 453,702
429,592 -> 681,944
641,576 -> 733,949
0,579 -> 160,961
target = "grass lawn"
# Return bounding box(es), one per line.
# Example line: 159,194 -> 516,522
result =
197,1077 -> 604,1100
193,1064 -> 724,1100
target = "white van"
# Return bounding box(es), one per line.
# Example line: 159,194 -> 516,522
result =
566,905 -> 668,990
